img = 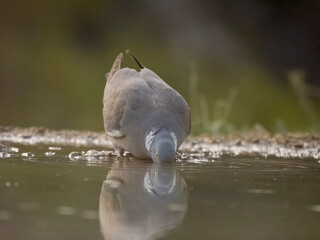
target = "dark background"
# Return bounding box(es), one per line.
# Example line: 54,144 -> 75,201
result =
1,0 -> 319,134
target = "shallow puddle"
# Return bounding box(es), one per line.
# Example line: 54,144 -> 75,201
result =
1,143 -> 320,240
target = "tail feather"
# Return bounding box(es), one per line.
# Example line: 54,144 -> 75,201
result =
125,49 -> 144,69
107,53 -> 123,82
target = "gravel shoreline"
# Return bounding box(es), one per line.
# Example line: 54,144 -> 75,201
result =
1,126 -> 319,159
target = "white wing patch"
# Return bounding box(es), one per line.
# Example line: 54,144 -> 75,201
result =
106,130 -> 125,138
145,129 -> 157,152
170,132 -> 178,150
104,179 -> 123,189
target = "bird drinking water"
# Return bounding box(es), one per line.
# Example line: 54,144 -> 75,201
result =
103,50 -> 190,163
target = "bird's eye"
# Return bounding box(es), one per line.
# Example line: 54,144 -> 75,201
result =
155,153 -> 159,158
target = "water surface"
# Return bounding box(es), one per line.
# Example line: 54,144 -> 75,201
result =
1,143 -> 320,240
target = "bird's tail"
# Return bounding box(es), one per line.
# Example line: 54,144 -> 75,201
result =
125,49 -> 144,69
106,53 -> 123,82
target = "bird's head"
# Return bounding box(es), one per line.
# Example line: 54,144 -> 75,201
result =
149,131 -> 176,163
152,139 -> 175,163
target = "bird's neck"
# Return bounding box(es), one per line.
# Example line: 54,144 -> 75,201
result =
145,129 -> 177,153
144,165 -> 176,197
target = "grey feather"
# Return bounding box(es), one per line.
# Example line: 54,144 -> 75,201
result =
103,52 -> 190,159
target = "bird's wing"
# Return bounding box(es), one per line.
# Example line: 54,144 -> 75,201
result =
168,89 -> 191,135
103,68 -> 151,138
185,107 -> 191,135
139,68 -> 164,82
103,53 -> 125,138
103,52 -> 191,139
103,87 -> 126,139
140,68 -> 191,135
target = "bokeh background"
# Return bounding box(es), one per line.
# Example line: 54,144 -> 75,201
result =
1,0 -> 319,134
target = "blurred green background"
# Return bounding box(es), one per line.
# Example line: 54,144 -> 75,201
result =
0,0 -> 319,134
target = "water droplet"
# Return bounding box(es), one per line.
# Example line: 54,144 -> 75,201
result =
68,150 -> 113,161
0,152 -> 11,158
68,151 -> 81,160
21,152 -> 34,158
45,151 -> 56,157
8,147 -> 19,153
5,182 -> 11,187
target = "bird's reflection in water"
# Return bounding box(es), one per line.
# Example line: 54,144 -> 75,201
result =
99,162 -> 188,240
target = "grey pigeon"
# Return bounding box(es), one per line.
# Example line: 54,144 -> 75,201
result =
99,163 -> 187,240
103,50 -> 190,163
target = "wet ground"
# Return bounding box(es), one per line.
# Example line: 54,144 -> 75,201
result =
1,127 -> 320,240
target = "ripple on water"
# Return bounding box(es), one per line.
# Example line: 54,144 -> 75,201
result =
68,150 -> 115,161
1,142 -> 320,172
18,202 -> 39,211
246,189 -> 275,194
0,140 -> 320,239
0,144 -> 19,153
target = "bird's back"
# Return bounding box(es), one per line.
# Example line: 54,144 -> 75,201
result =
103,55 -> 190,159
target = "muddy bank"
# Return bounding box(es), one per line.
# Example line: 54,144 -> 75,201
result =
0,126 -> 319,160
